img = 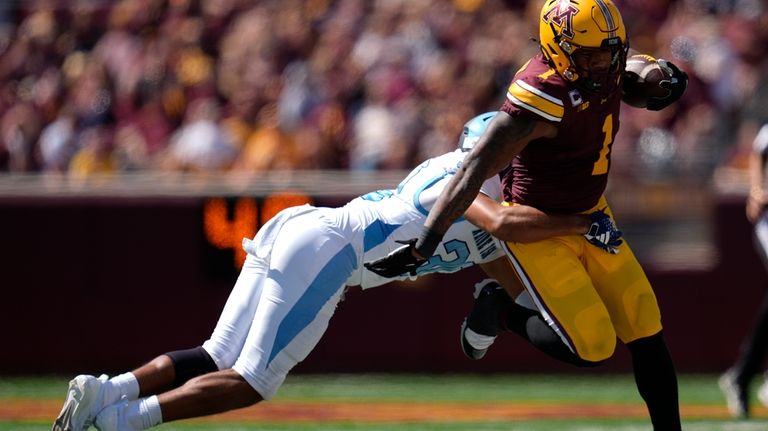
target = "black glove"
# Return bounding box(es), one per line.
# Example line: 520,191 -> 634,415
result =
584,208 -> 623,254
363,239 -> 427,278
646,59 -> 688,111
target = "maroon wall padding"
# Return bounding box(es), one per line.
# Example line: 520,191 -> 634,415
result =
2,195 -> 765,375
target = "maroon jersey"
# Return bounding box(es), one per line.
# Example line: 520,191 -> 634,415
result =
501,53 -> 622,213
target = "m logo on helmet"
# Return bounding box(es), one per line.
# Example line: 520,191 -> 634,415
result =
542,0 -> 579,39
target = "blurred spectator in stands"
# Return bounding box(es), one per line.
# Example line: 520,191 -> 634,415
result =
715,1 -> 768,177
69,125 -> 116,179
349,75 -> 402,171
0,1 -> 13,46
1,102 -> 41,172
37,106 -> 76,172
159,96 -> 237,171
112,124 -> 150,171
0,0 -> 764,179
234,103 -> 297,172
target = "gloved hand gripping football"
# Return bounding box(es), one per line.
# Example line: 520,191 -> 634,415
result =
363,239 -> 427,278
584,208 -> 623,254
646,59 -> 688,111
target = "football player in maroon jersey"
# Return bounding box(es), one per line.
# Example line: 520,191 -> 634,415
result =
365,0 -> 688,429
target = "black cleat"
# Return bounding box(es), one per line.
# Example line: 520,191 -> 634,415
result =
460,279 -> 513,360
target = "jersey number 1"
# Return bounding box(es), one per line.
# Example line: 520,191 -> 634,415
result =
592,114 -> 613,176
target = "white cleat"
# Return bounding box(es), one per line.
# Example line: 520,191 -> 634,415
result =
718,370 -> 748,418
758,379 -> 768,409
94,399 -> 137,431
51,374 -> 108,431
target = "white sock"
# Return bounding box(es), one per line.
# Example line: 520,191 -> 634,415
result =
123,396 -> 162,430
107,372 -> 140,404
139,396 -> 163,429
464,327 -> 496,350
123,399 -> 143,430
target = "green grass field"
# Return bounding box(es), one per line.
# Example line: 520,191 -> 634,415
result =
2,373 -> 767,430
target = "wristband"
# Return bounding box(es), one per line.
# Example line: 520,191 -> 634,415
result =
415,228 -> 443,259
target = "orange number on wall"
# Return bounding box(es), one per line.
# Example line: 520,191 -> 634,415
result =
203,193 -> 313,269
203,198 -> 257,268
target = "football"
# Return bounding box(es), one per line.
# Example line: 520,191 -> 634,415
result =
621,54 -> 670,109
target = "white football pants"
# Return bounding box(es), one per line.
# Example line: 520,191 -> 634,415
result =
202,205 -> 357,399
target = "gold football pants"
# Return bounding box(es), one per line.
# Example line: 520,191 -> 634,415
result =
503,197 -> 662,362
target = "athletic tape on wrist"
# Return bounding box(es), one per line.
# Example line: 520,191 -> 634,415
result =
415,229 -> 442,259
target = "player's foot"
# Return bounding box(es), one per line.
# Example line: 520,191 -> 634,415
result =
51,374 -> 109,431
94,399 -> 137,431
460,279 -> 512,360
719,369 -> 749,419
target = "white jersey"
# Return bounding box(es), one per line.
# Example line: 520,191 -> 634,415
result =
202,149 -> 504,400
342,149 -> 504,288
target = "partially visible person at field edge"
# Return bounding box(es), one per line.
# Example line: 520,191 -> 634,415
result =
719,123 -> 768,419
51,112 -> 621,431
363,1 -> 688,430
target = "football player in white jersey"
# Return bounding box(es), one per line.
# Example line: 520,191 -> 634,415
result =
51,112 -> 615,431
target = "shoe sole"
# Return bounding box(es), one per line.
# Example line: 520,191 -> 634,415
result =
51,376 -> 99,431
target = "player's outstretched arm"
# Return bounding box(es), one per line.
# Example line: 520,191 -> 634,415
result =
365,113 -> 555,278
465,194 -> 590,243
414,112 -> 557,256
364,113 -> 555,278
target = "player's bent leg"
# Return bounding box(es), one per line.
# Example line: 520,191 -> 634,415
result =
502,238 -> 618,363
158,369 -> 262,423
229,211 -> 355,401
460,279 -> 512,360
460,279 -> 605,367
201,207 -> 320,372
202,252 -> 274,370
165,347 -> 219,388
584,223 -> 680,430
503,302 -> 604,368
93,369 -> 260,430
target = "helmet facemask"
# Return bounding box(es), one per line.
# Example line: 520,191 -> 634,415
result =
539,0 -> 628,98
563,39 -> 628,96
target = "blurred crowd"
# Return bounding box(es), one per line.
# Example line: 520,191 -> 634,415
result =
0,0 -> 767,181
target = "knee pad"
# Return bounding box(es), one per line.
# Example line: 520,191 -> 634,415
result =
571,309 -> 617,362
166,346 -> 219,387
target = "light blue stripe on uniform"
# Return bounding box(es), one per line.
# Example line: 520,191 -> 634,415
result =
363,220 -> 402,252
411,173 -> 445,216
268,243 -> 358,365
408,172 -> 465,223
